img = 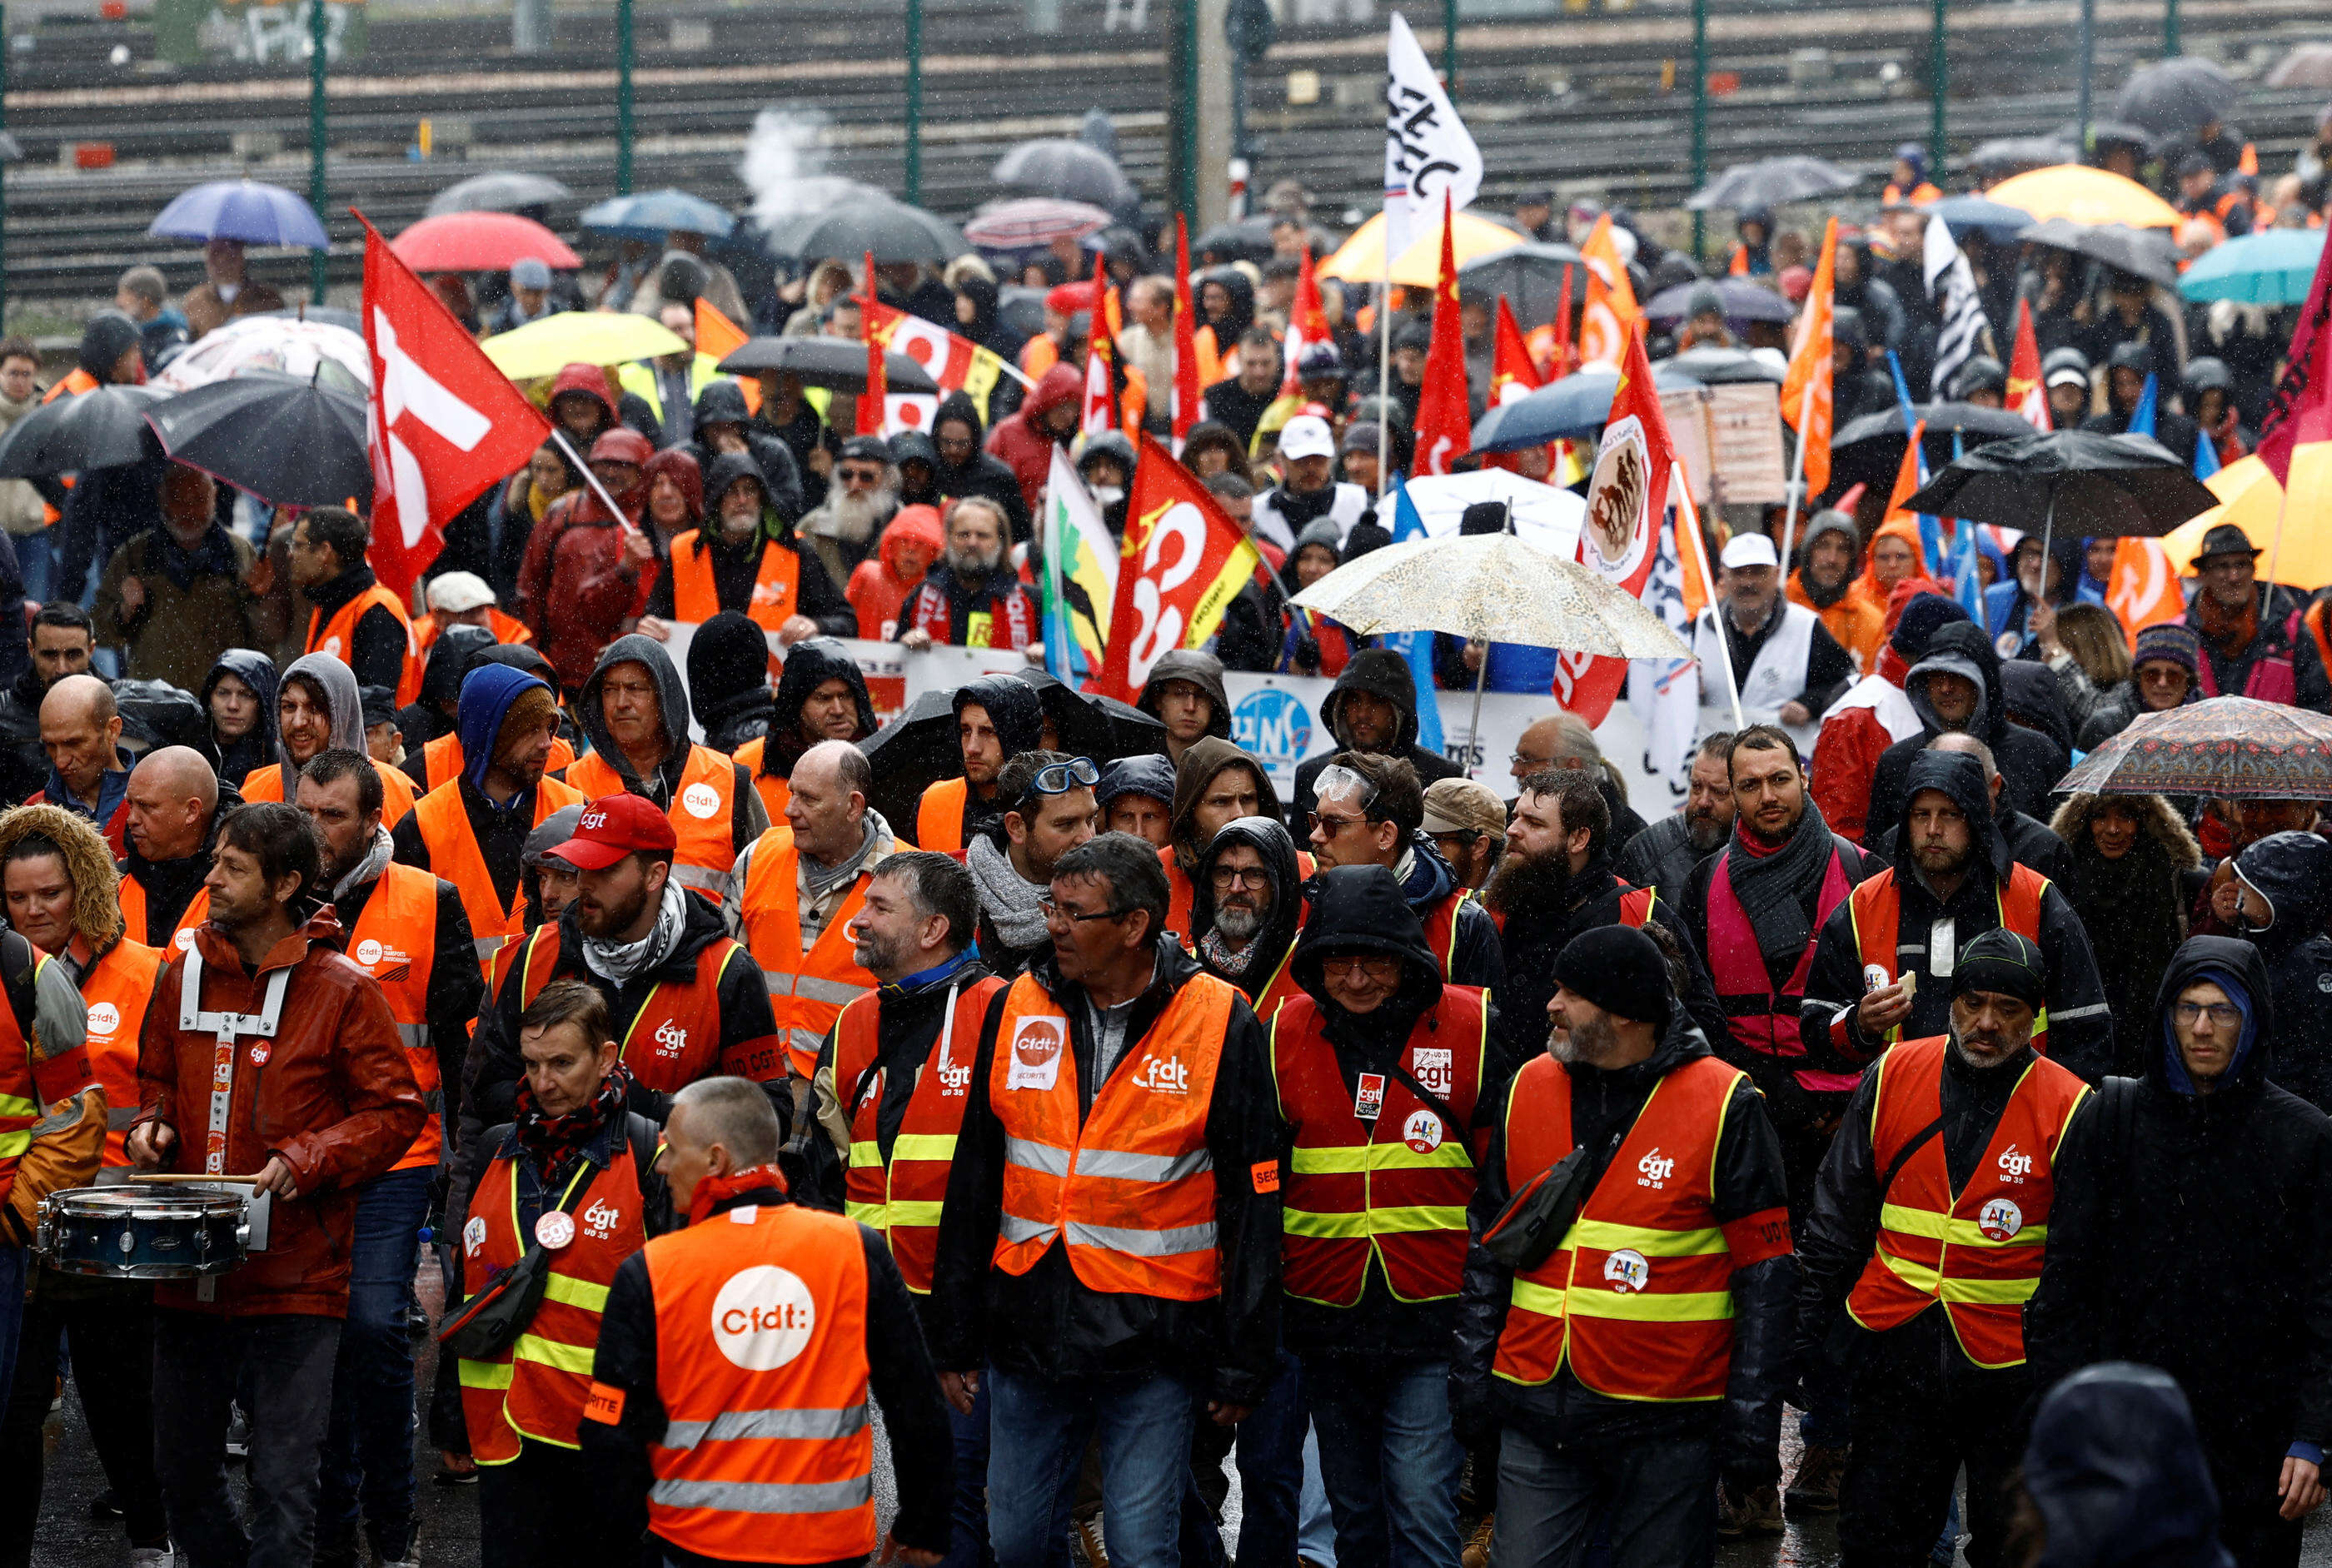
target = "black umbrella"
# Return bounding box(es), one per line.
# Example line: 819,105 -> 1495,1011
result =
1831,401 -> 2040,490
1687,156 -> 1858,212
1644,277 -> 1795,325
1191,217 -> 1278,265
0,385 -> 168,477
713,337 -> 940,395
994,139 -> 1138,213
425,171 -> 573,217
2020,217 -> 2180,286
143,370 -> 370,509
1905,430 -> 2220,589
1014,669 -> 1166,761
2085,120 -> 2156,154
861,688 -> 968,834
1457,243 -> 1584,327
1662,346 -> 1787,386
1965,136 -> 2074,174
2112,57 -> 2238,139
767,200 -> 965,265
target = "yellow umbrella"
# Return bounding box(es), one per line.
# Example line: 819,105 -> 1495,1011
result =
481,312 -> 689,382
1984,165 -> 2182,230
1318,210 -> 1524,287
2161,448 -> 2332,587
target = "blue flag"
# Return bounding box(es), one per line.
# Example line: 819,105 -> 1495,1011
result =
2128,373 -> 2158,440
1886,351 -> 1943,575
2194,426 -> 2221,480
1948,431 -> 1984,620
1388,480 -> 1445,756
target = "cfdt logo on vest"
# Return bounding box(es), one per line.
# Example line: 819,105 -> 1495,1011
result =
1233,689 -> 1313,794
713,1264 -> 820,1370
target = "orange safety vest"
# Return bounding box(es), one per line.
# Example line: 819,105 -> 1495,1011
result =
506,923 -> 761,1096
1846,864 -> 2053,1053
835,975 -> 1007,1292
730,736 -> 792,823
1882,181 -> 1942,206
79,938 -> 163,1167
667,530 -> 803,635
411,776 -> 585,968
636,1200 -> 877,1561
307,583 -> 424,708
739,829 -> 878,1079
990,971 -> 1236,1301
341,862 -> 446,1173
1844,1036 -> 2087,1368
116,879 -> 210,954
1271,987 -> 1485,1307
459,1136 -> 648,1461
562,746 -> 738,904
1492,1053 -> 1753,1401
915,777 -> 969,853
241,760 -> 421,828
417,730 -> 576,795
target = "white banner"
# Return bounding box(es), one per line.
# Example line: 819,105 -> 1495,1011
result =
1383,12 -> 1482,258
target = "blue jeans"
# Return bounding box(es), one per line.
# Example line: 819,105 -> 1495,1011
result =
1299,1429 -> 1337,1566
1486,1427 -> 1715,1568
989,1369 -> 1197,1568
1305,1358 -> 1462,1568
316,1167 -> 433,1562
153,1311 -> 343,1568
944,1371 -> 1074,1568
14,530 -> 48,605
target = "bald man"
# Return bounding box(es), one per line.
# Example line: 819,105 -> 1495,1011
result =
1506,711 -> 1649,857
120,745 -> 227,947
34,674 -> 131,854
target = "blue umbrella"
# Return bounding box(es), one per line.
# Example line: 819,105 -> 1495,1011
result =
580,188 -> 735,242
1472,362 -> 1706,451
1921,194 -> 2035,243
147,180 -> 328,250
2179,229 -> 2328,306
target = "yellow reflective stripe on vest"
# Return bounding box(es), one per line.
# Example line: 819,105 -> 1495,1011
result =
1568,1219 -> 1730,1257
845,1200 -> 885,1224
1561,1288 -> 1736,1322
542,1274 -> 610,1313
512,1333 -> 598,1376
458,1359 -> 515,1390
1880,1250 -> 2042,1304
891,1133 -> 957,1162
0,1092 -> 40,1119
847,1141 -> 882,1170
1283,1203 -> 1469,1239
1880,1202 -> 2050,1250
1288,1142 -> 1474,1173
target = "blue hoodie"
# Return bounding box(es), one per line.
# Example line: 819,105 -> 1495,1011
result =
457,662 -> 552,808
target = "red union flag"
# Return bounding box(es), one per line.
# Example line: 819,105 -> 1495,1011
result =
1095,431 -> 1262,701
863,296 -> 1010,419
360,212 -> 550,596
1551,321 -> 1674,725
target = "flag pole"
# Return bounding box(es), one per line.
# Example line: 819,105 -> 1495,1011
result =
549,426 -> 644,538
1681,466 -> 1744,730
2037,489 -> 2056,622
1776,372 -> 1816,585
2265,479 -> 2290,623
1376,227 -> 1393,506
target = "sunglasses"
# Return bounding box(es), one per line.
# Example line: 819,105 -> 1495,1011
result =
838,465 -> 887,485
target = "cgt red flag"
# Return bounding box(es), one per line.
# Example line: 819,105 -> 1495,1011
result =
1095,431 -> 1263,701
360,212 -> 550,598
1172,215 -> 1201,451
1550,321 -> 1676,725
858,251 -> 887,437
2009,296 -> 2049,431
1413,191 -> 1472,476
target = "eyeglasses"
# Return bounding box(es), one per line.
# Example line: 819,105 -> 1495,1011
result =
2173,1001 -> 2243,1028
1017,756 -> 1100,813
1208,865 -> 1271,890
1510,751 -> 1556,769
1040,897 -> 1129,925
1320,954 -> 1400,983
1429,829 -> 1484,854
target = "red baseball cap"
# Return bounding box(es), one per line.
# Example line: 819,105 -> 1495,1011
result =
551,794 -> 677,869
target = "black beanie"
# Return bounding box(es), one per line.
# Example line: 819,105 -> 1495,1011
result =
1951,928 -> 2047,1011
1551,926 -> 1672,1029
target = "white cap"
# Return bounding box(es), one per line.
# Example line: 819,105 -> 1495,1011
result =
2045,364 -> 2090,390
426,570 -> 497,615
1278,414 -> 1336,461
1720,533 -> 1779,570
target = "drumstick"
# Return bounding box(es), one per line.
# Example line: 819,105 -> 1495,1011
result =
125,1173 -> 258,1184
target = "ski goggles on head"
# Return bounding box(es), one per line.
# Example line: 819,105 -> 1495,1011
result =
1018,755 -> 1100,811
1313,764 -> 1378,811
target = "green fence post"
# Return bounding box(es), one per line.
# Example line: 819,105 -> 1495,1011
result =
1691,0 -> 1707,258
904,0 -> 924,203
616,0 -> 635,196
1169,0 -> 1197,222
1443,0 -> 1458,104
2164,0 -> 2179,54
1929,0 -> 1946,183
309,0 -> 328,300
1,5 -> 11,320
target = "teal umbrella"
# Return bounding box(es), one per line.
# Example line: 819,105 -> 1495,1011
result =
2179,229 -> 2327,306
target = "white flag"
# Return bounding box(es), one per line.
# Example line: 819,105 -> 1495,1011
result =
1383,13 -> 1482,260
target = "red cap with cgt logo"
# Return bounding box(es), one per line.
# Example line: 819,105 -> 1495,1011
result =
551,793 -> 678,869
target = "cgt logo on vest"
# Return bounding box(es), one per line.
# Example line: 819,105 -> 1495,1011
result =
1996,1143 -> 2033,1184
1131,1053 -> 1189,1095
654,1020 -> 690,1058
581,1197 -> 623,1241
712,1264 -> 819,1370
1637,1147 -> 1676,1189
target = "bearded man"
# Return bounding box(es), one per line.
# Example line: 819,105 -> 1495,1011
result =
895,497 -> 1042,654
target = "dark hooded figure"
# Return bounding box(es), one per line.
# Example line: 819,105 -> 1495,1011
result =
1138,649 -> 1232,768
687,610 -> 777,754
2022,1363 -> 2236,1568
1866,620 -> 2069,834
929,393 -> 1032,544
56,314 -> 167,603
909,674 -> 1046,851
397,622 -> 497,759
201,648 -> 280,789
2029,935 -> 2332,1568
891,429 -> 944,512
571,633 -> 767,864
680,379 -> 805,523
2226,831 -> 2332,1116
648,450 -> 855,636
743,635 -> 877,818
1289,650 -> 1462,827
1802,749 -> 2114,1085
2049,791 -> 2203,1076
1189,814 -> 1307,1007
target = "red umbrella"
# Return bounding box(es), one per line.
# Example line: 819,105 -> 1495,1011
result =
388,212 -> 580,272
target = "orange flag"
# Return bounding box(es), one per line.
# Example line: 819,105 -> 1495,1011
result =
1674,464 -> 1715,622
1413,192 -> 1472,476
2108,536 -> 2186,642
1489,296 -> 1541,408
1280,246 -> 1328,400
1578,215 -> 1641,368
1882,420 -> 1927,525
692,296 -> 758,414
1780,217 -> 1837,498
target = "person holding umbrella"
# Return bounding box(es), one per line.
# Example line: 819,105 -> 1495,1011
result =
2180,523 -> 2330,709
180,238 -> 284,341
93,465 -> 262,694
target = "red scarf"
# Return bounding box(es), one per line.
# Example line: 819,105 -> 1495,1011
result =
686,1162 -> 790,1226
907,576 -> 1039,650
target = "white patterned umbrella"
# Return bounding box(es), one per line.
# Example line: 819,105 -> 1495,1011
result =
153,315 -> 369,396
1288,530 -> 1687,656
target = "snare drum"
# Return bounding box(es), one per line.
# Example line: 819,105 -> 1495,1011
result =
37,1187 -> 249,1280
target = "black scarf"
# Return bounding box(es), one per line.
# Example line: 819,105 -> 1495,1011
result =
1315,983 -> 1433,1078
1271,483 -> 1340,530
1726,799 -> 1838,965
513,1061 -> 633,1189
157,524 -> 239,593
